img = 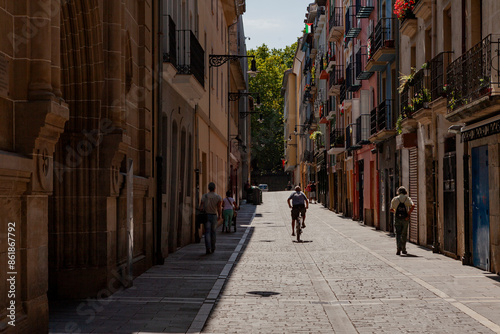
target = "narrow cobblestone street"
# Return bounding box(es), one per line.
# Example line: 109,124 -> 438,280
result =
50,191 -> 500,333
203,191 -> 500,333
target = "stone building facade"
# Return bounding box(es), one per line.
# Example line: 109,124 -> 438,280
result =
1,0 -> 155,331
398,0 -> 500,273
2,0 -> 249,332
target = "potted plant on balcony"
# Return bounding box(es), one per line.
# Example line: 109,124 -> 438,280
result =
412,88 -> 431,110
398,67 -> 416,93
384,39 -> 395,48
394,0 -> 416,21
479,77 -> 492,96
396,114 -> 404,134
441,84 -> 449,97
310,130 -> 323,150
402,104 -> 414,118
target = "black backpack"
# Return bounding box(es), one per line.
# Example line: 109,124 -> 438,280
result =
395,199 -> 408,219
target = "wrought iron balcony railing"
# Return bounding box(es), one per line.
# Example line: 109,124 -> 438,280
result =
330,129 -> 344,148
370,106 -> 377,136
370,100 -> 396,140
346,123 -> 361,151
429,51 -> 453,101
345,6 -> 361,39
446,34 -> 500,113
401,85 -> 411,118
329,65 -> 344,89
329,7 -> 343,31
369,18 -> 395,58
377,99 -> 394,131
412,68 -> 427,97
302,150 -> 314,163
356,114 -> 371,145
346,62 -> 361,92
162,15 -> 177,66
355,48 -> 373,80
176,30 -> 205,87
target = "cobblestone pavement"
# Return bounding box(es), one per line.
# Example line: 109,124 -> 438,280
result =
49,191 -> 500,333
203,191 -> 500,334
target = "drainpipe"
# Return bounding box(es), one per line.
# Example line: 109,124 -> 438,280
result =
462,140 -> 471,265
432,159 -> 438,252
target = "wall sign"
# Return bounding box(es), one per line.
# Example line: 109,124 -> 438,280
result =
461,119 -> 500,142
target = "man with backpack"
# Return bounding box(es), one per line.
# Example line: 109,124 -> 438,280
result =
390,186 -> 415,255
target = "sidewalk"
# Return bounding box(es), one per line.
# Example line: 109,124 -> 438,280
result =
49,203 -> 257,334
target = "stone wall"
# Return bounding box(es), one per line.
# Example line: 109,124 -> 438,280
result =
0,0 -> 155,331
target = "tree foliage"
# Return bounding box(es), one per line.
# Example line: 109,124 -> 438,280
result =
247,43 -> 297,175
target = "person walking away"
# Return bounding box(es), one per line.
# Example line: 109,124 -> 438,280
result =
222,190 -> 237,233
287,186 -> 309,236
390,186 -> 415,255
199,182 -> 222,254
309,181 -> 317,204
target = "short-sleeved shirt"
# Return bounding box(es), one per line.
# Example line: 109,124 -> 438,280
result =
288,191 -> 308,206
390,194 -> 414,212
223,197 -> 235,210
201,192 -> 222,215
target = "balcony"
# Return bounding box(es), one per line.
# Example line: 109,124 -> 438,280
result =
328,129 -> 345,155
162,15 -> 177,79
429,51 -> 453,103
302,150 -> 314,163
345,6 -> 361,39
446,35 -> 500,123
346,124 -> 361,151
355,48 -> 373,80
366,18 -> 396,72
356,0 -> 374,19
171,30 -> 205,101
346,63 -> 361,92
400,85 -> 411,118
413,0 -> 432,21
400,13 -> 417,38
356,114 -> 371,145
328,7 -> 344,42
369,99 -> 397,141
328,65 -> 344,96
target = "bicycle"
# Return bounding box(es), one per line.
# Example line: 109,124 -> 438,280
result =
295,213 -> 303,242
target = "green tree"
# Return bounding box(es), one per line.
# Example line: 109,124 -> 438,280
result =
248,42 -> 297,175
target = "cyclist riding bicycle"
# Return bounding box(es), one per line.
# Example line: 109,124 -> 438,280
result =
287,186 -> 309,236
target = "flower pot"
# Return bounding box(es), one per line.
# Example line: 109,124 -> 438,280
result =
480,87 -> 491,95
384,39 -> 395,48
